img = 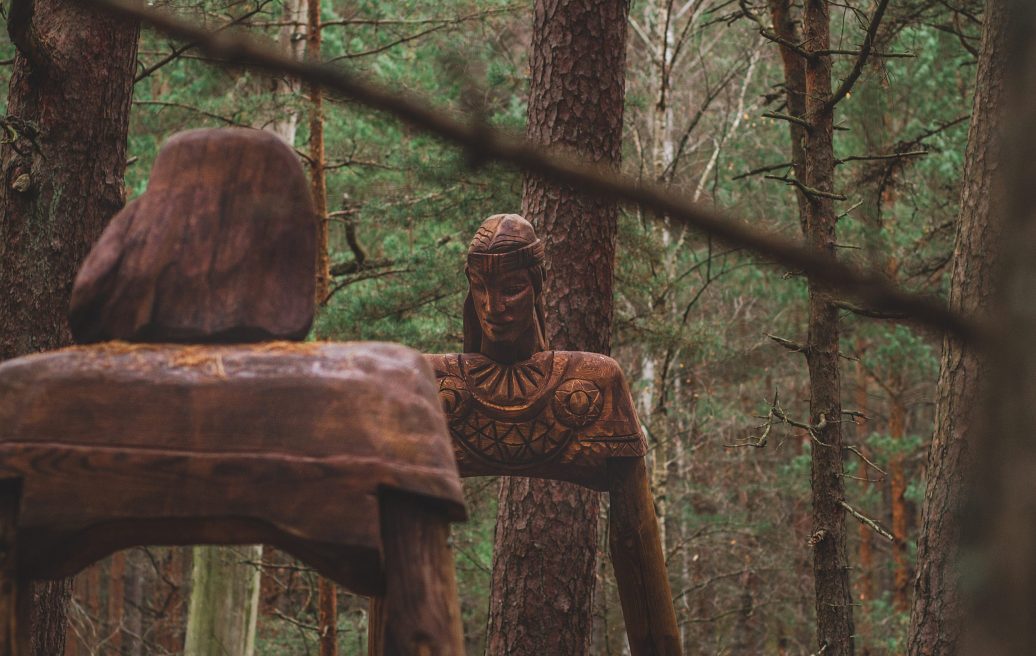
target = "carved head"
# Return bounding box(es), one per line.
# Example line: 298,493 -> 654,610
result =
463,214 -> 547,357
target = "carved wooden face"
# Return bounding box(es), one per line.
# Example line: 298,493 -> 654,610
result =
467,267 -> 536,346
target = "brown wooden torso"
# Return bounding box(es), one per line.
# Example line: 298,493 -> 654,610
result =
426,351 -> 646,489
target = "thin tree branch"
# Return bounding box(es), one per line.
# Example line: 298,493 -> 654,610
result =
838,500 -> 894,541
823,0 -> 892,112
135,0 -> 271,83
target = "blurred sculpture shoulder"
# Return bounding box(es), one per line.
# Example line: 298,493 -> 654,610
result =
425,350 -> 646,488
68,128 -> 317,344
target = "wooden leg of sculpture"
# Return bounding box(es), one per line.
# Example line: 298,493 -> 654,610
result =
0,480 -> 22,656
608,457 -> 682,656
367,491 -> 464,656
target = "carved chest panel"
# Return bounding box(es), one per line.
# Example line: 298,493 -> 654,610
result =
426,351 -> 647,489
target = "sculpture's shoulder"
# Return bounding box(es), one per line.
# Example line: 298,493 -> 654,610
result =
554,351 -> 626,386
424,353 -> 463,379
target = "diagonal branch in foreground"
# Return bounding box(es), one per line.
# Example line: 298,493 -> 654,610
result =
84,0 -> 988,347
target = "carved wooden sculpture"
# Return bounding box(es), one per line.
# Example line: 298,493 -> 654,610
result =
0,129 -> 466,655
424,215 -> 682,655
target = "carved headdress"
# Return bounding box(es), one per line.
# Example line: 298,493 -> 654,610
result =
463,214 -> 548,354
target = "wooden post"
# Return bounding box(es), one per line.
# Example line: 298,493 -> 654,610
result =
607,458 -> 681,656
368,492 -> 464,656
0,479 -> 22,656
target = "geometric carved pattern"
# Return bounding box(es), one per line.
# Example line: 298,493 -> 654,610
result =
552,378 -> 603,428
450,413 -> 572,468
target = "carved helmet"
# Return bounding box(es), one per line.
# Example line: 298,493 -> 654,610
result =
462,214 -> 548,354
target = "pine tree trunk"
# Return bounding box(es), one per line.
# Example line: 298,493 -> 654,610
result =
770,0 -> 855,651
967,2 -> 1036,651
907,1 -> 1007,653
802,1 -> 855,653
888,390 -> 910,613
854,347 -> 873,606
485,0 -> 628,653
0,1 -> 138,652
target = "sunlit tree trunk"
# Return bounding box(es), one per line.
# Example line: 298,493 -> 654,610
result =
184,547 -> 261,656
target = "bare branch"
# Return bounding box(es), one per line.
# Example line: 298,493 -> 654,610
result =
764,175 -> 848,201
824,0 -> 892,112
762,111 -> 811,129
839,500 -> 894,541
767,333 -> 809,353
836,150 -> 929,166
135,0 -> 272,83
732,160 -> 793,180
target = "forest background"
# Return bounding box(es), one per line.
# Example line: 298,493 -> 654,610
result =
0,0 -> 983,653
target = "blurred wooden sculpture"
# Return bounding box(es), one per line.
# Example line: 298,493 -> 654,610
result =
425,214 -> 682,656
0,129 -> 466,656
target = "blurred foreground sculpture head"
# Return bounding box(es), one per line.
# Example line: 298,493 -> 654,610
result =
462,213 -> 547,355
69,128 -> 316,343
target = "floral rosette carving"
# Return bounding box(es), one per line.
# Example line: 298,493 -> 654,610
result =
552,378 -> 603,428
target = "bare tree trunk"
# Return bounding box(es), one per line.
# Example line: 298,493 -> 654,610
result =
888,388 -> 910,613
802,1 -> 854,653
485,0 -> 628,653
768,0 -> 855,651
184,546 -> 261,656
766,0 -> 809,228
966,2 -> 1036,652
908,1 -> 1007,653
0,1 -> 138,652
854,346 -> 874,607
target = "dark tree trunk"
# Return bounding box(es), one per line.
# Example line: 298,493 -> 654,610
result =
767,0 -> 809,227
0,0 -> 139,651
802,2 -> 855,653
769,0 -> 855,652
907,2 -> 1006,654
485,0 -> 628,653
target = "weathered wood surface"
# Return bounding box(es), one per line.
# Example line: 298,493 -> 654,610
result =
368,492 -> 465,656
608,458 -> 681,656
426,350 -> 645,489
68,128 -> 317,344
0,342 -> 464,596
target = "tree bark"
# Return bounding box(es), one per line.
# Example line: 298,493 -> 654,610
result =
485,0 -> 628,653
907,1 -> 1007,653
965,2 -> 1036,652
889,389 -> 910,613
0,1 -> 139,652
769,0 -> 855,652
802,1 -> 855,653
183,546 -> 261,656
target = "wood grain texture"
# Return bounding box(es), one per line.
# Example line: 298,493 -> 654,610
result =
426,351 -> 645,489
607,458 -> 681,656
68,128 -> 317,344
369,492 -> 464,656
0,342 -> 464,596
